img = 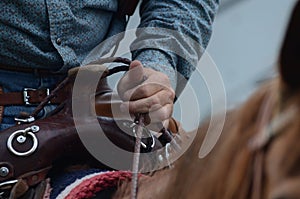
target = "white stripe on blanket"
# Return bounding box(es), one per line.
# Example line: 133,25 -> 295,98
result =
56,171 -> 112,199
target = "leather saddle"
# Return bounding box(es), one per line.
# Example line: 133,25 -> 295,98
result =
0,58 -> 176,198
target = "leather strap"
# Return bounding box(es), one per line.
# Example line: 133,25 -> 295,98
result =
0,87 -> 3,123
0,64 -> 58,75
0,88 -> 67,106
95,93 -> 180,134
168,117 -> 180,134
19,167 -> 51,187
9,179 -> 29,199
6,167 -> 51,199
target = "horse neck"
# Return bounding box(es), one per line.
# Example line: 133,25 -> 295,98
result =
164,80 -> 279,199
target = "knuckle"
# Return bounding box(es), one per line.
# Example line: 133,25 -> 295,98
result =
161,89 -> 175,102
150,96 -> 160,106
138,86 -> 150,97
145,100 -> 153,110
128,102 -> 137,112
123,91 -> 132,101
145,98 -> 160,111
168,89 -> 176,100
160,111 -> 169,121
160,73 -> 169,81
159,107 -> 171,121
119,92 -> 126,100
162,74 -> 172,85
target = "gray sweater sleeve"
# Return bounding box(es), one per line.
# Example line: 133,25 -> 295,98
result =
131,0 -> 219,94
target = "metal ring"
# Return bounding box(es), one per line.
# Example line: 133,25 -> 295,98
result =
7,130 -> 38,156
147,129 -> 155,148
123,121 -> 155,149
139,127 -> 155,149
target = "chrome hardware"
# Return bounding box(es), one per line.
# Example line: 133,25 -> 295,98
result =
7,126 -> 39,156
23,88 -> 35,105
31,125 -> 40,133
0,179 -> 18,190
14,116 -> 35,124
158,155 -> 163,162
23,88 -> 50,105
0,192 -> 4,199
133,125 -> 155,149
122,121 -> 155,149
0,167 -> 9,177
16,135 -> 26,144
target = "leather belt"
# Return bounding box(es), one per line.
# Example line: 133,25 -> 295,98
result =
0,87 -> 67,106
0,64 -> 61,75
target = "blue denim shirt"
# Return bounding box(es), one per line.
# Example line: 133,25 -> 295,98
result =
0,0 -> 219,89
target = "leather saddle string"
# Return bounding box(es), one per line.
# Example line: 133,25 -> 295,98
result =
30,76 -> 71,119
131,113 -> 146,199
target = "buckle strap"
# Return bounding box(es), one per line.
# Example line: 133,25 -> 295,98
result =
23,88 -> 50,106
0,167 -> 51,199
0,88 -> 67,106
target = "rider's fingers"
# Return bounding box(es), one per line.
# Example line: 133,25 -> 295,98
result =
117,60 -> 144,97
121,89 -> 174,114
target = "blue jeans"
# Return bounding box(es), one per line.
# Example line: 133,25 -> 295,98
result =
0,69 -> 66,130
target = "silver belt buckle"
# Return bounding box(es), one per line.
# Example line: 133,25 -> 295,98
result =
23,88 -> 50,106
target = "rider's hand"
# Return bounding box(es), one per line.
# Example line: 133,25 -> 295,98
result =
117,60 -> 175,127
